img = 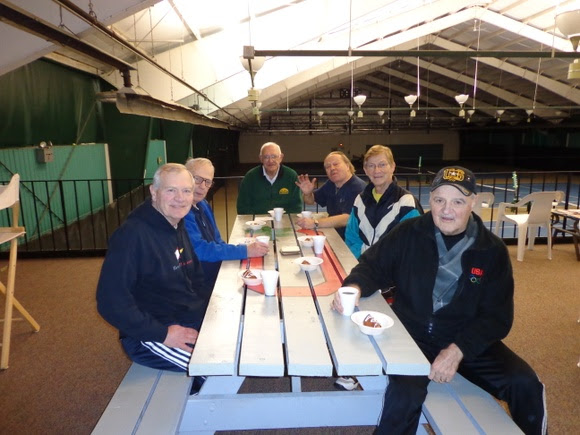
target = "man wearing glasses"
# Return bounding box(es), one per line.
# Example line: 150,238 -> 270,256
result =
236,142 -> 302,214
185,158 -> 269,288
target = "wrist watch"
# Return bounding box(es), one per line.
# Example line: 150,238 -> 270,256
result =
314,219 -> 319,230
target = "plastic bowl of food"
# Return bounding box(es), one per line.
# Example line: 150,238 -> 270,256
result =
238,269 -> 262,286
350,310 -> 394,336
293,256 -> 323,272
246,220 -> 265,231
297,235 -> 314,248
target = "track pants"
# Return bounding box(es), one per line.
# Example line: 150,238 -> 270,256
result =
121,336 -> 191,372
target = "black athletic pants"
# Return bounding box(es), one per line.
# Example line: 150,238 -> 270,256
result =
376,341 -> 546,435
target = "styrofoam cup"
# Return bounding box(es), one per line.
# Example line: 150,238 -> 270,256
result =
338,287 -> 359,316
255,235 -> 270,244
301,211 -> 313,218
312,235 -> 326,255
273,207 -> 284,221
261,270 -> 279,296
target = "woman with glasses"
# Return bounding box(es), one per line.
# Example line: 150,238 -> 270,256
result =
345,145 -> 423,259
184,158 -> 269,288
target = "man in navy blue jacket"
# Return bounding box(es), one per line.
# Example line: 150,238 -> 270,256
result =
184,158 -> 269,288
333,166 -> 546,435
97,163 -> 210,374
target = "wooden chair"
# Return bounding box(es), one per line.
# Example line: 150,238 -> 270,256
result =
1,174 -> 40,369
494,191 -> 564,262
473,192 -> 495,217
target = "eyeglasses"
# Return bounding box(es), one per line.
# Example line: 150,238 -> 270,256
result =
261,154 -> 280,160
364,162 -> 389,171
193,175 -> 214,188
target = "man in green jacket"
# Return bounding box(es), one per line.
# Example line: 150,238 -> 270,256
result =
236,142 -> 302,215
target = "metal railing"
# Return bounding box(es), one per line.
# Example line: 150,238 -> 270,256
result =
1,171 -> 578,257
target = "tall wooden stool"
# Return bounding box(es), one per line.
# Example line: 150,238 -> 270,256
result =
1,174 -> 40,369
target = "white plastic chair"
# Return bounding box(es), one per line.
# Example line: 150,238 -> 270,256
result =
494,191 -> 564,262
0,174 -> 40,369
473,192 -> 495,217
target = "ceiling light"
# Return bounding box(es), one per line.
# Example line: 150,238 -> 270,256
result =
466,109 -> 475,123
555,9 -> 580,51
377,110 -> 385,117
353,94 -> 366,118
525,109 -> 534,123
317,111 -> 324,125
353,94 -> 366,106
496,109 -> 505,123
454,94 -> 469,117
555,9 -> 580,80
404,95 -> 417,118
347,110 -> 354,118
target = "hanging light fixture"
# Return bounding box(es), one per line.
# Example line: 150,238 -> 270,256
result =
555,8 -> 580,80
454,94 -> 469,117
467,109 -> 475,123
525,109 -> 534,123
317,111 -> 324,125
347,110 -> 355,118
377,110 -> 385,124
353,94 -> 366,118
404,95 -> 418,118
496,109 -> 505,123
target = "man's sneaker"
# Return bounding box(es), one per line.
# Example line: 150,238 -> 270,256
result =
190,375 -> 207,396
334,376 -> 359,391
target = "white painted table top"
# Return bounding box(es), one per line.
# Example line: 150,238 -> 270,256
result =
189,213 -> 430,378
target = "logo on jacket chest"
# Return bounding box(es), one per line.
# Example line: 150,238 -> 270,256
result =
469,266 -> 484,284
278,187 -> 289,195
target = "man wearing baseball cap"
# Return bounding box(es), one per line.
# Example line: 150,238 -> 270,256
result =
333,165 -> 547,434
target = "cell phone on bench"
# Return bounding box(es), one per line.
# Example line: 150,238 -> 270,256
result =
280,246 -> 301,255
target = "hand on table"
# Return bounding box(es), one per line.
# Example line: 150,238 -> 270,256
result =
164,324 -> 199,352
295,174 -> 317,195
331,285 -> 361,314
296,217 -> 315,229
247,241 -> 269,257
428,343 -> 463,383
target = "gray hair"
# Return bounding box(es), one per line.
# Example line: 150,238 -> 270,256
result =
259,142 -> 282,156
185,157 -> 213,174
152,163 -> 192,188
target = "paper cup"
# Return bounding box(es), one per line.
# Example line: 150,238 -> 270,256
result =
255,235 -> 270,244
273,207 -> 284,221
301,211 -> 313,218
338,287 -> 359,316
312,235 -> 326,255
261,270 -> 279,296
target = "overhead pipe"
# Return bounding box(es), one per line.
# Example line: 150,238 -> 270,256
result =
254,49 -> 580,59
52,0 -> 244,125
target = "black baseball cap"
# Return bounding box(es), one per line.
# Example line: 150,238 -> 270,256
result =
430,166 -> 476,196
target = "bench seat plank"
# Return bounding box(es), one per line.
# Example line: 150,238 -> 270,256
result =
424,374 -> 523,435
136,370 -> 191,435
92,364 -> 160,435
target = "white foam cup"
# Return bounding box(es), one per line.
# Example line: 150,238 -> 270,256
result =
255,235 -> 270,244
301,211 -> 313,218
261,270 -> 279,296
338,287 -> 359,316
273,207 -> 284,221
312,235 -> 326,255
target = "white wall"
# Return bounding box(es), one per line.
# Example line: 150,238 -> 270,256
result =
238,131 -> 460,164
